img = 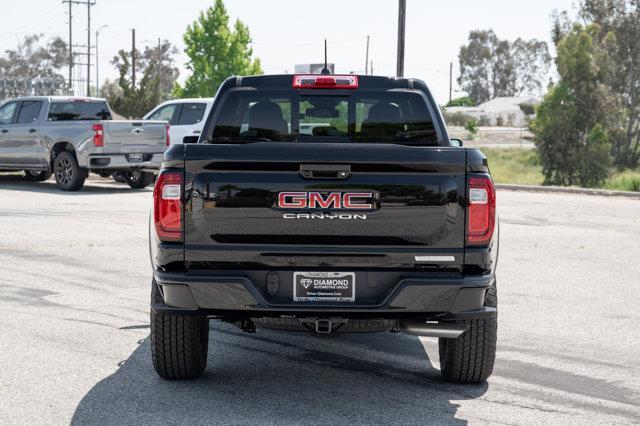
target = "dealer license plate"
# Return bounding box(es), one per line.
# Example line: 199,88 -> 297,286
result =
293,272 -> 355,302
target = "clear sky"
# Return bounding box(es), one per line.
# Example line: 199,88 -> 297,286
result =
0,0 -> 578,104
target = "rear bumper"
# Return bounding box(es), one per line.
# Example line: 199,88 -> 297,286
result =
152,270 -> 496,320
82,153 -> 164,170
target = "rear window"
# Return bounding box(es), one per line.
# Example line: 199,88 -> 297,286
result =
48,101 -> 112,121
210,90 -> 438,145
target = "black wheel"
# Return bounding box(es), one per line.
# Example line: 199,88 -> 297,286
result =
24,170 -> 52,182
150,281 -> 209,380
53,151 -> 85,191
124,170 -> 154,189
438,280 -> 497,384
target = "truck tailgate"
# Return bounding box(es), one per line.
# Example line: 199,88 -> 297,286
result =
103,120 -> 166,149
184,142 -> 467,269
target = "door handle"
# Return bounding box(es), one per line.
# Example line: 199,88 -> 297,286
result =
299,164 -> 351,180
193,130 -> 201,134
0,129 -> 7,134
28,128 -> 37,133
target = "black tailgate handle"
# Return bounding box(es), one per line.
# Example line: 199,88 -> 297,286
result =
299,164 -> 351,180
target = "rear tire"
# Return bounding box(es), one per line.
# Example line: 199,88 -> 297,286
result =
150,281 -> 209,380
125,170 -> 154,189
53,151 -> 85,191
438,280 -> 497,384
24,170 -> 52,182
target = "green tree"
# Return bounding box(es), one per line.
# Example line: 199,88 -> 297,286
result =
104,40 -> 179,118
0,34 -> 69,98
531,24 -> 615,187
458,30 -> 551,103
578,0 -> 640,167
176,0 -> 262,98
105,50 -> 159,118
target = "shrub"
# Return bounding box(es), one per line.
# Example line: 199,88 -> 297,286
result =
519,102 -> 536,116
464,118 -> 478,139
478,115 -> 491,126
445,96 -> 477,107
443,111 -> 472,126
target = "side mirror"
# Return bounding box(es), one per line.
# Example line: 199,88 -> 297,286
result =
450,138 -> 464,147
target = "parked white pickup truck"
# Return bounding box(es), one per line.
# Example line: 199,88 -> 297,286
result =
0,96 -> 169,191
144,98 -> 213,145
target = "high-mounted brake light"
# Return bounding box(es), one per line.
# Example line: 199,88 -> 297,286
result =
467,177 -> 496,245
293,74 -> 359,89
91,123 -> 104,147
153,171 -> 183,241
165,123 -> 171,146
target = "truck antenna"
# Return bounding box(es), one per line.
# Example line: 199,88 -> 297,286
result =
320,39 -> 331,75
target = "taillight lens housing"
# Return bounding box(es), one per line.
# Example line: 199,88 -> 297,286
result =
92,123 -> 104,147
153,171 -> 183,241
165,123 -> 170,146
467,176 -> 496,245
292,74 -> 359,89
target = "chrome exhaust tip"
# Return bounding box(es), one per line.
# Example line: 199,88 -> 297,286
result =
397,320 -> 468,339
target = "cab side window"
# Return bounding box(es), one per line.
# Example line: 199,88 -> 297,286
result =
177,103 -> 206,126
0,102 -> 18,125
17,101 -> 43,124
148,104 -> 177,124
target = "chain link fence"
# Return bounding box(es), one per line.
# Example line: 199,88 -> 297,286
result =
0,76 -> 71,101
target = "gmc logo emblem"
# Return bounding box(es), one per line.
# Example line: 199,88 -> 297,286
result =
277,192 -> 374,209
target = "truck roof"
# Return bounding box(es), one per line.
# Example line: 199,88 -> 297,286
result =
232,74 -> 430,91
0,95 -> 108,103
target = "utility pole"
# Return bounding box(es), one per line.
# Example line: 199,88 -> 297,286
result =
370,60 -> 374,75
449,62 -> 453,103
86,0 -> 91,96
96,25 -> 107,97
365,35 -> 369,75
68,1 -> 72,89
157,37 -> 161,102
396,0 -> 406,77
63,0 -> 95,95
131,29 -> 136,90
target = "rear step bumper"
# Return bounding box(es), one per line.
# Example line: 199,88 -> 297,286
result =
152,270 -> 495,320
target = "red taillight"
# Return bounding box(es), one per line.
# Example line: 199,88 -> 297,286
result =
153,171 -> 183,241
165,123 -> 170,146
292,74 -> 358,89
467,177 -> 496,245
92,123 -> 104,147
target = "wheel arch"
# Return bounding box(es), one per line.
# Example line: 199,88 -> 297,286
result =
50,141 -> 77,170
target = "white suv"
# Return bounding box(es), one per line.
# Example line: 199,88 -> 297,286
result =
144,98 -> 214,145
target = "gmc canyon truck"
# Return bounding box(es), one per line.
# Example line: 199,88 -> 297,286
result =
0,96 -> 169,191
149,74 -> 499,384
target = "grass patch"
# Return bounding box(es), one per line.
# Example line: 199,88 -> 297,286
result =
481,148 -> 544,186
603,169 -> 640,192
479,148 -> 639,192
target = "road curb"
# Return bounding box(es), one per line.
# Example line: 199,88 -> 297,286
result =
495,183 -> 640,199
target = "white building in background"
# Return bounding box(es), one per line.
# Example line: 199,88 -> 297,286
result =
445,96 -> 539,127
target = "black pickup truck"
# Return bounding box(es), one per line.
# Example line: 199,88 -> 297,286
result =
149,74 -> 498,384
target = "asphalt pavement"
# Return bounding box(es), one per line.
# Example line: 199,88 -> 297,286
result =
0,175 -> 639,424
